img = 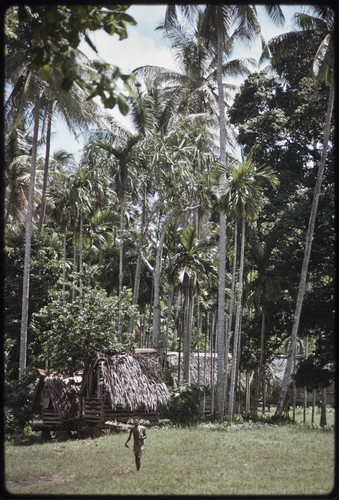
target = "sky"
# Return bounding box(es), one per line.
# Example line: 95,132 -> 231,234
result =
49,4 -> 304,160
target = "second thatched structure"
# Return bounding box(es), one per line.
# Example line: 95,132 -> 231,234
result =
79,350 -> 170,425
31,369 -> 82,432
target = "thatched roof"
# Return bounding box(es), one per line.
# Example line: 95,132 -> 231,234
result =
31,371 -> 81,420
166,352 -> 232,388
80,351 -> 170,412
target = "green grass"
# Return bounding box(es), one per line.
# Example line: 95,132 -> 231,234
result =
4,417 -> 336,497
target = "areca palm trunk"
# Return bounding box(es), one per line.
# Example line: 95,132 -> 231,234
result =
228,215 -> 246,422
129,183 -> 147,333
253,305 -> 266,416
19,98 -> 40,379
223,219 -> 238,413
118,195 -> 125,337
79,210 -> 84,300
183,283 -> 194,385
215,10 -> 228,421
275,79 -> 334,417
151,215 -> 170,346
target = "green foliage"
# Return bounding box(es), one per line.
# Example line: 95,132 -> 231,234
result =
293,355 -> 333,390
5,227 -> 64,377
31,282 -> 139,373
6,5 -> 136,111
4,368 -> 37,436
162,383 -> 205,425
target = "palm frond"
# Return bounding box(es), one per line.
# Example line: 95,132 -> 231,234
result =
263,4 -> 285,27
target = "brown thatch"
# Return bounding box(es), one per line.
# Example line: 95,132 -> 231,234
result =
31,370 -> 82,421
80,351 -> 170,412
166,352 -> 232,388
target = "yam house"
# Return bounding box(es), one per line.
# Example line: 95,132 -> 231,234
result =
79,349 -> 170,426
31,368 -> 82,435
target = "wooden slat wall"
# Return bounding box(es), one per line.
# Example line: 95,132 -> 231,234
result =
42,408 -> 61,425
83,398 -> 159,423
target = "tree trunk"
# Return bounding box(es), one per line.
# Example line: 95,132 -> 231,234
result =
129,182 -> 147,333
275,79 -> 334,418
163,284 -> 175,362
38,101 -> 53,232
311,389 -> 316,423
117,196 -> 125,337
253,306 -> 266,417
228,216 -> 246,422
183,284 -> 194,385
62,231 -> 67,303
151,215 -> 170,346
215,11 -> 228,421
223,220 -> 238,415
320,387 -> 327,427
19,98 -> 40,379
79,211 -> 84,301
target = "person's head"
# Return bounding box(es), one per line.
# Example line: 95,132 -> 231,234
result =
133,418 -> 139,426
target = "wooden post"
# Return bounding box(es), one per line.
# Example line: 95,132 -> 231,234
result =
320,387 -> 327,428
311,389 -> 316,424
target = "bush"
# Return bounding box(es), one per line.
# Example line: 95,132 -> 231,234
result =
161,383 -> 205,425
4,368 -> 37,437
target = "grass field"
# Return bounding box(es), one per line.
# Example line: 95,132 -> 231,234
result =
4,413 -> 336,497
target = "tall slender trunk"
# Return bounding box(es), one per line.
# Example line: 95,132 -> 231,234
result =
215,13 -> 228,421
253,306 -> 266,416
223,220 -> 238,414
228,216 -> 246,422
38,101 -> 53,232
275,79 -> 334,417
19,98 -> 40,379
129,183 -> 147,333
62,231 -> 67,303
163,284 -> 175,361
79,211 -> 84,301
183,284 -> 194,385
151,215 -> 170,346
118,195 -> 125,337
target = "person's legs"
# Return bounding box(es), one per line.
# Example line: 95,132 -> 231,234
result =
135,454 -> 141,471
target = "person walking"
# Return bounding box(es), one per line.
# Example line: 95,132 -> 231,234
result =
125,418 -> 147,471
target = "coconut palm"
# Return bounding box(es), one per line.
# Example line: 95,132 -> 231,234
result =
37,77 -> 102,232
158,1 -> 284,419
91,130 -> 140,335
269,5 -> 335,418
18,98 -> 41,378
5,22 -> 102,378
198,3 -> 284,420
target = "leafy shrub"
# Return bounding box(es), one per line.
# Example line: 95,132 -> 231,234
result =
4,368 -> 37,437
161,383 -> 205,425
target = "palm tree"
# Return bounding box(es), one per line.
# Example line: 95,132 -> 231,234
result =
198,3 -> 284,421
91,129 -> 139,335
250,229 -> 281,415
270,5 -> 334,418
18,98 -> 41,378
37,76 -> 102,232
216,154 -> 279,422
5,20 -> 102,378
171,226 -> 216,384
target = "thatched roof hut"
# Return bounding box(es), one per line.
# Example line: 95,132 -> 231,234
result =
31,369 -> 82,428
165,351 -> 233,388
265,355 -> 335,405
80,350 -> 170,424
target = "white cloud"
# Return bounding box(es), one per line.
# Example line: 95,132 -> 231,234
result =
81,4 -> 177,73
50,4 -> 300,159
82,29 -> 177,74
